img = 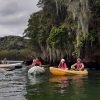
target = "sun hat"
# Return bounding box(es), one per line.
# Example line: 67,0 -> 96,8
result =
61,59 -> 65,62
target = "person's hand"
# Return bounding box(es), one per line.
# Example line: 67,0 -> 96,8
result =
71,66 -> 75,70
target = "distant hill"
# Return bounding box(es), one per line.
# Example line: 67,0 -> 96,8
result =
0,36 -> 35,60
0,35 -> 30,50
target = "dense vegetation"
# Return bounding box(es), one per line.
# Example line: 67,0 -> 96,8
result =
24,0 -> 100,63
0,36 -> 36,60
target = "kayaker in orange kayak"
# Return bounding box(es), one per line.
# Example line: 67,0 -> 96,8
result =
71,58 -> 84,71
58,59 -> 68,70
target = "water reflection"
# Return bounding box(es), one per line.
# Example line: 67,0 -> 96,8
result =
26,71 -> 100,100
28,74 -> 45,85
49,76 -> 69,94
49,75 -> 86,94
49,76 -> 68,82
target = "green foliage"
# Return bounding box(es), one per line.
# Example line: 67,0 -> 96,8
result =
24,0 -> 100,61
0,49 -> 36,60
0,36 -> 36,60
48,25 -> 68,49
0,36 -> 30,50
73,33 -> 84,57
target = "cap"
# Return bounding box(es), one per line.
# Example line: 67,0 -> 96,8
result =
61,59 -> 65,62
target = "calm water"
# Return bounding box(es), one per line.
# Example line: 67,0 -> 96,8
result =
0,67 -> 100,100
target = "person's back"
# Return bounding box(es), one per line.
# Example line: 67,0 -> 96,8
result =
3,58 -> 7,64
58,59 -> 68,70
58,63 -> 67,70
34,58 -> 42,66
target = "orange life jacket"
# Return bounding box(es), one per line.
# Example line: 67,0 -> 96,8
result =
58,63 -> 67,70
34,60 -> 42,66
76,63 -> 82,69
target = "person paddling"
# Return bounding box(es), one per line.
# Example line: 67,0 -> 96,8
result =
3,58 -> 7,64
71,58 -> 84,71
32,57 -> 42,66
58,59 -> 68,70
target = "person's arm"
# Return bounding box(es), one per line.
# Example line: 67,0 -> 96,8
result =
32,60 -> 35,66
64,63 -> 68,70
32,62 -> 34,65
80,63 -> 84,70
58,63 -> 61,68
71,63 -> 77,69
39,61 -> 42,66
64,63 -> 67,68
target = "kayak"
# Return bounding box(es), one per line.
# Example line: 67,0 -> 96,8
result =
49,67 -> 88,76
28,66 -> 45,75
0,63 -> 22,68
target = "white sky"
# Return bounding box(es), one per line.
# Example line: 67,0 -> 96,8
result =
0,0 -> 40,37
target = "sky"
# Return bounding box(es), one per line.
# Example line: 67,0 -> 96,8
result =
0,0 -> 40,37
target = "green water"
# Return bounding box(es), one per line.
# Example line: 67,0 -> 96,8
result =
0,68 -> 100,100
26,71 -> 100,100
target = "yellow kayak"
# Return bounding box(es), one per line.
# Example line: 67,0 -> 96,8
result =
50,67 -> 88,76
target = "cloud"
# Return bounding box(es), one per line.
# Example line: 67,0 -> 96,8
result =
0,0 -> 40,37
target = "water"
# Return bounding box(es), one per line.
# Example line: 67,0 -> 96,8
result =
0,68 -> 27,100
0,67 -> 100,100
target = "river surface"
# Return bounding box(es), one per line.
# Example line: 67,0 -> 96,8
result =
0,67 -> 100,100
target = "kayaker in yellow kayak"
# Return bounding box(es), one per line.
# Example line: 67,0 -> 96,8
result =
58,59 -> 68,70
71,58 -> 84,71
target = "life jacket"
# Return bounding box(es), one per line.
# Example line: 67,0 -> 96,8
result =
76,63 -> 82,69
58,63 -> 67,70
34,60 -> 42,66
